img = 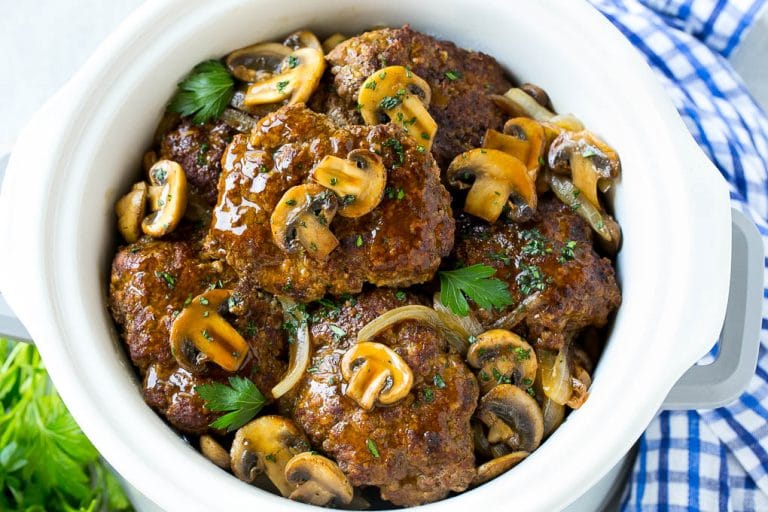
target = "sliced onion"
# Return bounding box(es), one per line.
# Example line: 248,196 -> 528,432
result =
542,397 -> 565,437
357,305 -> 470,355
433,292 -> 483,337
490,291 -> 543,330
548,173 -> 616,243
494,88 -> 556,121
220,108 -> 257,133
271,297 -> 311,398
537,347 -> 571,406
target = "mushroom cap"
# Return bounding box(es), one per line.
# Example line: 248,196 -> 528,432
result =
477,384 -> 544,452
519,82 -> 552,110
501,118 -> 545,176
230,415 -> 310,496
473,451 -> 529,486
340,341 -> 414,410
446,148 -> 537,223
357,66 -> 437,150
270,183 -> 339,261
548,130 -> 620,209
200,435 -> 230,469
115,182 -> 147,243
226,42 -> 292,83
141,159 -> 188,238
169,289 -> 249,373
284,452 -> 354,506
467,329 -> 537,394
283,30 -> 322,51
244,47 -> 326,106
310,149 -> 387,218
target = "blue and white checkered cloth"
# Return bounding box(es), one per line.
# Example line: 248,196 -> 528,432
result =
586,0 -> 768,510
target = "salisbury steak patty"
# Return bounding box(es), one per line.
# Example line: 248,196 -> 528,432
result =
206,104 -> 454,302
452,196 -> 621,351
109,236 -> 286,433
325,26 -> 512,168
281,290 -> 478,506
159,118 -> 235,205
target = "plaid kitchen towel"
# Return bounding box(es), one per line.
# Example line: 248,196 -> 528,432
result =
587,0 -> 768,510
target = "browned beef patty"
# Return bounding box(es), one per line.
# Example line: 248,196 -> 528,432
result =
280,289 -> 478,506
109,236 -> 286,433
452,196 -> 621,351
325,26 -> 512,168
159,118 -> 235,205
206,103 -> 454,302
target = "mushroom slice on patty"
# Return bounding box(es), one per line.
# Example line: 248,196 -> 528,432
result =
283,30 -> 322,51
310,149 -> 387,218
169,289 -> 249,373
226,42 -> 292,83
284,452 -> 354,506
230,416 -> 310,496
476,384 -> 544,452
270,183 -> 339,261
548,130 -> 620,209
358,66 -> 437,150
473,451 -> 529,486
447,148 -> 537,223
142,160 -> 188,238
244,47 -> 325,106
482,117 -> 545,180
115,182 -> 147,243
340,341 -> 414,410
467,329 -> 538,395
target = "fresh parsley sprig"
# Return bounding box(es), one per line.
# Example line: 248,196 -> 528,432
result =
195,376 -> 266,432
168,60 -> 235,124
438,264 -> 513,316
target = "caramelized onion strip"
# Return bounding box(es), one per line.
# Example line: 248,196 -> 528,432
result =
272,297 -> 311,398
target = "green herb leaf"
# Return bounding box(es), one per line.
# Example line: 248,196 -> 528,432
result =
433,374 -> 446,389
168,60 -> 235,124
366,438 -> 380,458
444,70 -> 462,81
196,376 -> 267,432
438,264 -> 513,316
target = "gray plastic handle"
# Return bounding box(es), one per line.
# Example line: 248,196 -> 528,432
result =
663,208 -> 763,410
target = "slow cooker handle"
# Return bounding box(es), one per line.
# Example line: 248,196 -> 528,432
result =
0,152 -> 32,344
662,208 -> 763,410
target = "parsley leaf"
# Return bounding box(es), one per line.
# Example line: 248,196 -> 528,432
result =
438,264 -> 513,316
168,60 -> 234,124
196,376 -> 267,432
366,439 -> 380,458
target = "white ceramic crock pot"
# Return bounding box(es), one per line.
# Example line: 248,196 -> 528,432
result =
0,0 -> 763,510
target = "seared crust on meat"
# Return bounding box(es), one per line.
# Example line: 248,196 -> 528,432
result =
452,196 -> 621,350
160,118 -> 235,205
281,290 -> 478,506
109,236 -> 286,433
206,104 -> 454,302
325,26 -> 512,168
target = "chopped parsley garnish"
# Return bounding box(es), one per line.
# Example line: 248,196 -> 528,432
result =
538,155 -> 547,167
287,55 -> 299,69
276,80 -> 290,93
433,374 -> 446,389
416,144 -> 426,153
201,329 -> 212,341
155,271 -> 176,289
364,80 -> 377,91
438,264 -> 513,316
468,335 -> 478,345
489,251 -> 511,264
195,377 -> 267,432
444,70 -> 462,81
520,229 -> 550,256
355,234 -> 364,247
395,290 -> 407,301
199,296 -> 209,305
329,324 -> 346,339
558,240 -> 578,264
342,194 -> 357,205
423,387 -> 435,403
514,347 -> 531,361
582,148 -> 598,158
168,60 -> 235,124
366,438 -> 380,458
383,138 -> 405,167
285,199 -> 297,206
492,367 -> 511,384
379,95 -> 402,110
516,264 -> 548,295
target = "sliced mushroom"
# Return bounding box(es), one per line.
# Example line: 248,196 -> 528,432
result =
244,48 -> 325,106
310,149 -> 387,218
482,118 -> 545,181
476,384 -> 544,452
473,451 -> 529,486
358,66 -> 437,150
446,148 -> 537,223
115,182 -> 147,243
270,184 -> 339,261
230,416 -> 310,496
283,30 -> 322,51
284,452 -> 353,506
322,33 -> 347,53
519,83 -> 552,110
200,435 -> 230,469
169,289 -> 249,373
548,130 -> 620,210
567,364 -> 592,409
226,42 -> 292,83
467,329 -> 537,394
340,341 -> 414,410
141,160 -> 188,238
